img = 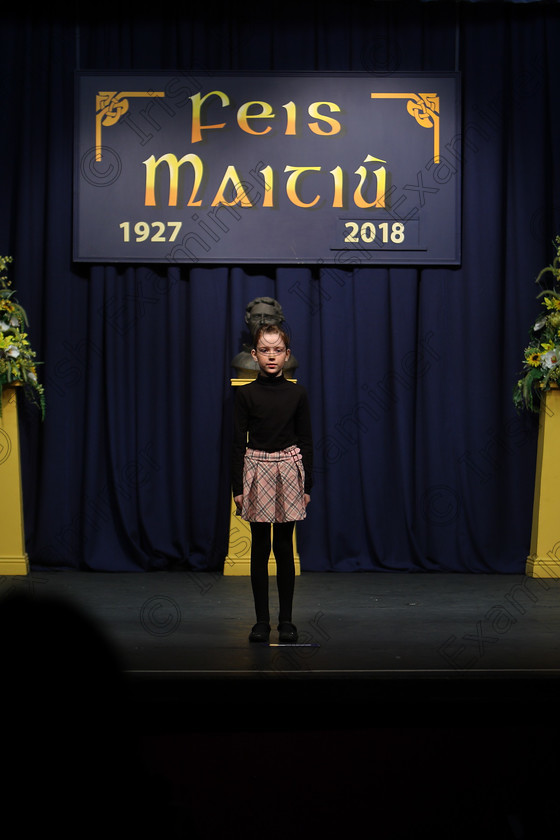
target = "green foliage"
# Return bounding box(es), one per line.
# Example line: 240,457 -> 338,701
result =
513,236 -> 560,413
0,256 -> 45,418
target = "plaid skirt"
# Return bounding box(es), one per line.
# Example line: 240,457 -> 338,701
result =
241,446 -> 306,523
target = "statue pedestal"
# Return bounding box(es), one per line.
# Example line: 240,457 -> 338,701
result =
526,387 -> 560,578
225,377 -> 300,576
0,386 -> 29,575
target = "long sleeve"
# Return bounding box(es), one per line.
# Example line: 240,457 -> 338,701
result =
231,386 -> 249,497
295,389 -> 313,493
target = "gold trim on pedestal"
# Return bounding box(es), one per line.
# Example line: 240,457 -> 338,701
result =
0,386 -> 29,575
526,387 -> 560,578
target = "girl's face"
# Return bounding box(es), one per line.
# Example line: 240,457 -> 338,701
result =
251,331 -> 291,377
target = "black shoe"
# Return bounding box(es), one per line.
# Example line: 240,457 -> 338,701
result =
278,622 -> 298,643
249,622 -> 271,643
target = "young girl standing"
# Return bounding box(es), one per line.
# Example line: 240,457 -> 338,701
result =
232,323 -> 313,644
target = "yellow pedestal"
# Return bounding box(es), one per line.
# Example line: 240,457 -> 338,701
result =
224,376 -> 300,576
526,387 -> 560,578
0,386 -> 29,575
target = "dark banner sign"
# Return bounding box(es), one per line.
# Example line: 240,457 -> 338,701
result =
74,72 -> 461,265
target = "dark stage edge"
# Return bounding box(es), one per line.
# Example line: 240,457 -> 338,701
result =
3,570 -> 560,723
4,568 -> 560,840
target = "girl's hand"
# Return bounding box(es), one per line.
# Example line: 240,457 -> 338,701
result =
304,494 -> 311,508
234,495 -> 243,514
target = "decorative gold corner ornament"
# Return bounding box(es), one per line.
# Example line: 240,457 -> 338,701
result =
95,91 -> 165,161
370,92 -> 440,163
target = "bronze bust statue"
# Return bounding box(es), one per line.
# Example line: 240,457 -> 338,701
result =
231,296 -> 298,378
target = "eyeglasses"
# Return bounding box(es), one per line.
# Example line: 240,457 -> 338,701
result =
255,346 -> 287,356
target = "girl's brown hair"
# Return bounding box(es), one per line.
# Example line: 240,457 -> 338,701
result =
252,324 -> 290,350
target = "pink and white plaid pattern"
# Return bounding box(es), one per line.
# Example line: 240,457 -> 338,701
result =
241,446 -> 306,523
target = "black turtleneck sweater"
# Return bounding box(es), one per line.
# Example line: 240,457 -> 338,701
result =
232,374 -> 313,497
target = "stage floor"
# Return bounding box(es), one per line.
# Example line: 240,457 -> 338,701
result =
4,569 -> 560,716
4,569 -> 560,839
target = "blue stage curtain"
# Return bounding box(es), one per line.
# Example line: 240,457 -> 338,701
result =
1,2 -> 559,573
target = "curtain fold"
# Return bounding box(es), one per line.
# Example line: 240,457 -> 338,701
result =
1,2 -> 558,573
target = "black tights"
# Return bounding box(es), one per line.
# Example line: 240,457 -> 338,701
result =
250,521 -> 296,624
